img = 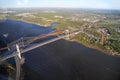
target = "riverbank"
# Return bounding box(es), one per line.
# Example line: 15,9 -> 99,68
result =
16,19 -> 51,27
71,39 -> 120,56
70,33 -> 120,57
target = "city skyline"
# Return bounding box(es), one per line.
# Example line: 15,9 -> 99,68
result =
0,0 -> 120,10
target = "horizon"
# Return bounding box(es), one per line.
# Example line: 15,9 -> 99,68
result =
1,7 -> 120,11
0,0 -> 120,10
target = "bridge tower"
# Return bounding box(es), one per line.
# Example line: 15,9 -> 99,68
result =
16,44 -> 21,59
15,44 -> 25,80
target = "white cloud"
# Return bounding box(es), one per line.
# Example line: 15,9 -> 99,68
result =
17,0 -> 29,7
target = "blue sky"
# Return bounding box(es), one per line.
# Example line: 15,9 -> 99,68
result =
0,0 -> 120,9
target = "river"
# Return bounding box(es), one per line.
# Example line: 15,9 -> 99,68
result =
0,19 -> 120,80
0,19 -> 58,44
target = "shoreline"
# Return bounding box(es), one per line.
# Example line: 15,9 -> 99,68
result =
6,18 -> 50,27
8,18 -> 56,27
70,39 -> 120,57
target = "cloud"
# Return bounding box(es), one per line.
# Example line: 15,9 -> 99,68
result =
17,0 -> 29,7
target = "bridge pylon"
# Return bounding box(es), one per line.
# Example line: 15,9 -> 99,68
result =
15,44 -> 25,80
16,44 -> 21,59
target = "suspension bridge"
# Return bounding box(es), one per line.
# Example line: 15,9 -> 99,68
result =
0,29 -> 81,80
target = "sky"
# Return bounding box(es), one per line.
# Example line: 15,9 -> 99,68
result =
0,0 -> 120,9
